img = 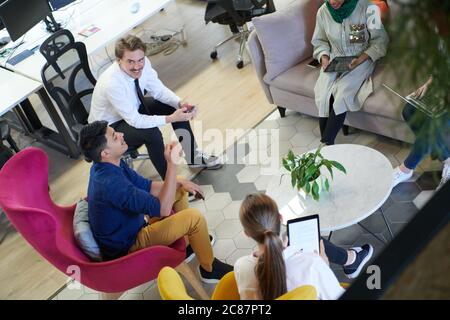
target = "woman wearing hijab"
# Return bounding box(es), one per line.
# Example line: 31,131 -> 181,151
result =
312,0 -> 389,145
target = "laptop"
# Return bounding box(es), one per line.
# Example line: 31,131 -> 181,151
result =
382,84 -> 447,119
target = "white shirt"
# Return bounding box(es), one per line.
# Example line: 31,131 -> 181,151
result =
88,57 -> 181,128
234,245 -> 345,300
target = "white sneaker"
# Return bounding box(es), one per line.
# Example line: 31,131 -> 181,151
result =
437,162 -> 450,190
392,166 -> 413,188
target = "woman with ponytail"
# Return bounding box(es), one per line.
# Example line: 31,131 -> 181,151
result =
235,193 -> 373,300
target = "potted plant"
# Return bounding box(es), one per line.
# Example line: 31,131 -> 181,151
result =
282,144 -> 347,201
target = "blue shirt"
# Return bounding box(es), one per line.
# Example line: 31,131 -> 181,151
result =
87,160 -> 161,260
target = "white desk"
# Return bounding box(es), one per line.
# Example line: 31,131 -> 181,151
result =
1,0 -> 173,81
0,68 -> 42,116
0,67 -> 80,157
266,144 -> 394,243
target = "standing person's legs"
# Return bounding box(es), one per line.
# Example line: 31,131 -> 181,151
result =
321,96 -> 347,145
129,208 -> 214,272
111,120 -> 167,179
140,98 -> 198,164
401,104 -> 432,171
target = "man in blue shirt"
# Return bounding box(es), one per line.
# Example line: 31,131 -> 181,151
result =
79,121 -> 232,283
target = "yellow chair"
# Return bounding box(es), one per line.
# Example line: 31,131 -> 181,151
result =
157,268 -> 317,300
157,267 -> 194,300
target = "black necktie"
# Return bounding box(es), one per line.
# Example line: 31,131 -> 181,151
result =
134,78 -> 146,107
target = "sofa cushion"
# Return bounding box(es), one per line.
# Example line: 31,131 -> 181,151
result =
252,0 -> 320,82
267,60 -> 320,98
73,199 -> 103,262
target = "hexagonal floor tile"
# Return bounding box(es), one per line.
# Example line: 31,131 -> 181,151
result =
390,182 -> 421,202
222,201 -> 242,219
276,113 -> 302,126
289,131 -> 317,147
120,293 -> 143,300
212,239 -> 237,260
215,219 -> 243,239
254,174 -> 274,191
205,193 -> 232,211
226,248 -> 254,265
359,211 -> 390,234
233,231 -> 257,249
413,190 -> 435,209
294,117 -> 319,132
236,166 -> 262,183
199,185 -> 215,200
415,171 -> 441,190
384,202 -> 418,224
278,126 -> 297,141
78,293 -> 100,300
204,210 -> 225,230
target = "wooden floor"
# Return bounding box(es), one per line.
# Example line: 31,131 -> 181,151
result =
0,0 -> 295,299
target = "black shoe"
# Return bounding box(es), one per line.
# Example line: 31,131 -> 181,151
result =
199,258 -> 233,284
343,244 -> 373,279
185,234 -> 215,263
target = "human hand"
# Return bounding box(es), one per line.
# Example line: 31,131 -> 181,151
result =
410,78 -> 432,99
179,178 -> 204,199
179,101 -> 198,117
317,239 -> 329,266
168,108 -> 193,123
321,55 -> 330,70
164,142 -> 183,166
348,57 -> 360,70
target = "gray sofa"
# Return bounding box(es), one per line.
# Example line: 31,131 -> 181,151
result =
247,0 -> 415,143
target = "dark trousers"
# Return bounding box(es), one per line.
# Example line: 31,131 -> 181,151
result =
402,103 -> 450,170
319,95 -> 347,145
322,237 -> 348,266
111,97 -> 198,179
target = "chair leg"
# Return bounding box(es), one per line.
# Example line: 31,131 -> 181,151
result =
175,262 -> 209,300
6,136 -> 20,153
101,291 -> 124,300
342,125 -> 350,136
277,106 -> 286,118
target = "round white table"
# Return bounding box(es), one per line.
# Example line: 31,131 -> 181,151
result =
266,144 -> 394,242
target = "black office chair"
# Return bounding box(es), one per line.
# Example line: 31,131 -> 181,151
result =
39,29 -> 149,168
205,0 -> 275,69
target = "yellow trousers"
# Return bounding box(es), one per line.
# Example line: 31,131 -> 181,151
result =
129,187 -> 214,272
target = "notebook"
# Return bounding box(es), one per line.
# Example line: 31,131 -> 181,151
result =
382,84 -> 447,119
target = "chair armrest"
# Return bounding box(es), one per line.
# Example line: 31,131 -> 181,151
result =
247,31 -> 274,104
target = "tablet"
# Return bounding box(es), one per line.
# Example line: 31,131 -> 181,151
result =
324,56 -> 357,73
287,214 -> 320,253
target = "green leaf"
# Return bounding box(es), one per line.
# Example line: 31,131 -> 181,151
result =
305,181 -> 311,194
330,161 -> 346,174
324,162 -> 334,179
324,178 -> 329,191
291,171 -> 296,188
311,181 -> 320,201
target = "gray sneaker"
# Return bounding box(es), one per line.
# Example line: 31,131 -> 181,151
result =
189,151 -> 222,170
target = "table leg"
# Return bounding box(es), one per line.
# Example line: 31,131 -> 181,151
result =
328,231 -> 333,241
380,206 -> 394,240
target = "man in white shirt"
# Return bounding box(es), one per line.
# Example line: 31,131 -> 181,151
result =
89,35 -> 222,179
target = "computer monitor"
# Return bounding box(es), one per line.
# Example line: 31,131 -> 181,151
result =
48,0 -> 76,11
0,0 -> 52,41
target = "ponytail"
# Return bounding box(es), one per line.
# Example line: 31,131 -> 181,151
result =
255,231 -> 287,299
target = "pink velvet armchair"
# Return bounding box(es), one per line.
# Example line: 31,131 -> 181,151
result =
0,147 -> 208,299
